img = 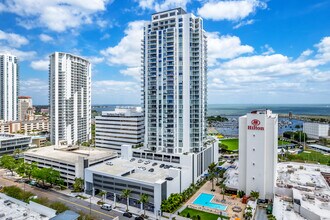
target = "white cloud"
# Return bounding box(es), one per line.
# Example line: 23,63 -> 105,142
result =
0,46 -> 36,61
207,32 -> 254,66
233,19 -> 255,29
198,0 -> 266,21
137,0 -> 189,11
120,67 -> 141,80
101,20 -> 145,67
0,30 -> 29,47
208,36 -> 330,103
39,34 -> 53,42
30,59 -> 49,71
20,78 -> 48,93
0,0 -> 111,32
301,49 -> 313,57
315,36 -> 330,62
87,56 -> 104,64
92,80 -> 139,94
262,44 -> 275,55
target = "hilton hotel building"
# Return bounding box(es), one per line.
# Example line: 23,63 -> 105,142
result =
238,109 -> 278,199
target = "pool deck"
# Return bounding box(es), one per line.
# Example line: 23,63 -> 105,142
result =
185,181 -> 246,219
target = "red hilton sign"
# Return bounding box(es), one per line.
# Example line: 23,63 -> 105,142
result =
248,119 -> 264,130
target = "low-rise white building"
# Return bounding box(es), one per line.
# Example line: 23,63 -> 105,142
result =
303,122 -> 329,139
275,162 -> 330,220
24,145 -> 117,185
85,139 -> 219,216
95,107 -> 144,151
239,109 -> 278,199
0,133 -> 31,155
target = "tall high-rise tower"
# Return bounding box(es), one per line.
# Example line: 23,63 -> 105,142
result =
0,54 -> 18,122
49,52 -> 91,145
238,109 -> 278,199
142,8 -> 207,154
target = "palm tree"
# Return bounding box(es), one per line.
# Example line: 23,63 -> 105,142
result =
99,190 -> 107,202
208,162 -> 217,191
220,183 -> 227,201
139,193 -> 149,217
122,189 -> 131,211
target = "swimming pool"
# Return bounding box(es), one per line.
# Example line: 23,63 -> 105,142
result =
193,193 -> 227,211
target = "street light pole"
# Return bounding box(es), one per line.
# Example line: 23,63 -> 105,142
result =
90,196 -> 92,215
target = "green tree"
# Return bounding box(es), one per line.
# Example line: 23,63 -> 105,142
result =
25,162 -> 38,180
237,190 -> 245,198
73,178 -> 84,192
250,191 -> 260,201
49,201 -> 69,214
32,167 -> 48,186
208,162 -> 217,191
98,190 -> 107,202
0,155 -> 17,175
122,189 -> 131,211
139,193 -> 149,217
46,168 -> 62,187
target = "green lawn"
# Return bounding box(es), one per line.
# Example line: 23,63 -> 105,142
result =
278,139 -> 292,146
286,148 -> 330,165
220,139 -> 239,151
179,208 -> 228,220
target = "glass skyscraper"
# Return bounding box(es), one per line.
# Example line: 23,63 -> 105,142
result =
142,8 -> 207,154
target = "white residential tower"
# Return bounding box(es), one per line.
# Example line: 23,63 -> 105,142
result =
0,54 -> 18,121
49,52 -> 91,145
142,8 -> 207,154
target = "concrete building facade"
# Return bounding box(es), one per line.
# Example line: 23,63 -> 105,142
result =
49,52 -> 91,145
24,145 -> 117,185
142,8 -> 207,154
95,107 -> 144,151
85,141 -> 218,216
0,133 -> 31,155
303,122 -> 329,139
0,54 -> 18,122
18,96 -> 33,121
0,119 -> 49,134
238,109 -> 278,199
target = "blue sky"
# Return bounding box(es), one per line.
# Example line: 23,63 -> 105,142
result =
0,0 -> 329,105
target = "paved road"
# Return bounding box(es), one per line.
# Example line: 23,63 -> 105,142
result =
0,170 -> 132,220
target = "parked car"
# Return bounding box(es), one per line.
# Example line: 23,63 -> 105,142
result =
135,216 -> 144,220
159,164 -> 165,168
123,212 -> 133,218
101,203 -> 112,211
138,159 -> 143,163
29,180 -> 37,186
152,162 -> 158,166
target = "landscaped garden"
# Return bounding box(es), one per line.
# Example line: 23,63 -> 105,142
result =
179,208 -> 229,220
286,148 -> 330,165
